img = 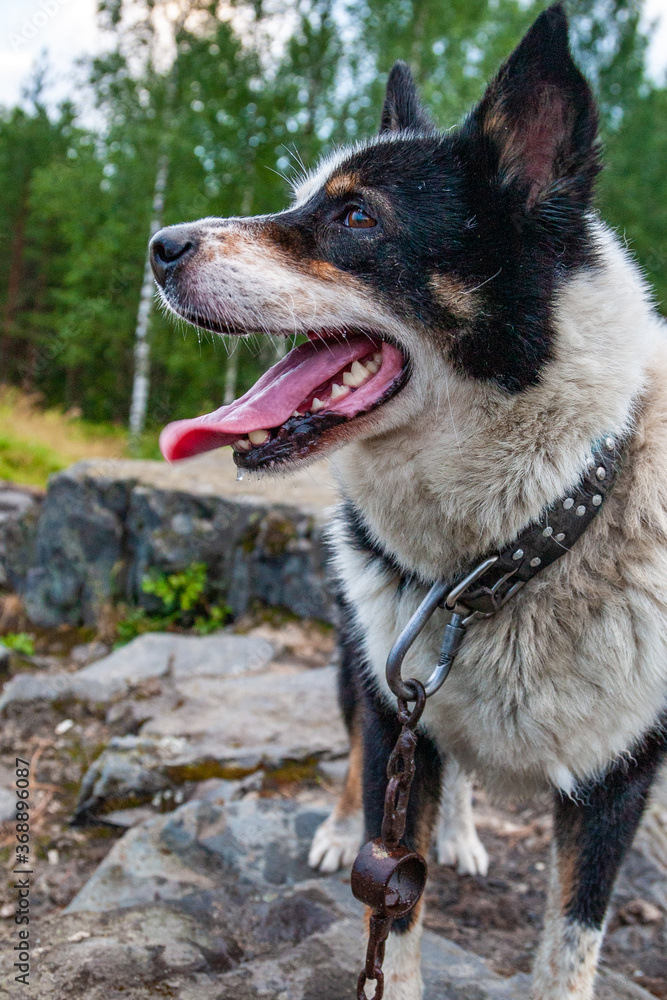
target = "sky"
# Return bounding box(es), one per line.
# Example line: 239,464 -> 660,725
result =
0,0 -> 665,111
0,0 -> 102,109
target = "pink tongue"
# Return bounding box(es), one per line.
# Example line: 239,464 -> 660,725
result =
160,335 -> 401,462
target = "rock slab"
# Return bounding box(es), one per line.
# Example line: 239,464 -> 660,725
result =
0,631 -> 275,709
0,631 -> 348,821
7,456 -> 336,627
3,795 -> 639,1000
0,481 -> 43,591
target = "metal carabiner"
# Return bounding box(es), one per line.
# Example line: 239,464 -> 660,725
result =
385,556 -> 499,702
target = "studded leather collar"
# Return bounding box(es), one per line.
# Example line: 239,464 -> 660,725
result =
380,433 -> 627,703
449,434 -> 624,618
343,433 -> 625,615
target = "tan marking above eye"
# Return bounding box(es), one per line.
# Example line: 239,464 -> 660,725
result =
428,273 -> 478,319
325,172 -> 360,198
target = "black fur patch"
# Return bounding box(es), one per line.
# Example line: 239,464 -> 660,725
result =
340,499 -> 403,579
554,712 -> 667,930
334,588 -> 365,734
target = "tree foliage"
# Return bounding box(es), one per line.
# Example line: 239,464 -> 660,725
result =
0,0 -> 664,429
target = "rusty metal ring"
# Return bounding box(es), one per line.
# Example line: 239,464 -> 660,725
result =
397,679 -> 426,728
357,969 -> 384,1000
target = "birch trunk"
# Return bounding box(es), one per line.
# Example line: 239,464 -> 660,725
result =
224,348 -> 239,404
129,154 -> 168,446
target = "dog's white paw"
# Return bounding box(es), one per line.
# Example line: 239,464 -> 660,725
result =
436,826 -> 489,876
308,810 -> 363,872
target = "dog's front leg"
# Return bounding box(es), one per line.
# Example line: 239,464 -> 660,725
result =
533,731 -> 667,1000
436,757 -> 489,875
360,685 -> 443,1000
309,600 -> 365,872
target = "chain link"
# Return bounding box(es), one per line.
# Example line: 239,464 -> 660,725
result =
356,912 -> 392,1000
380,685 -> 425,847
354,681 -> 426,999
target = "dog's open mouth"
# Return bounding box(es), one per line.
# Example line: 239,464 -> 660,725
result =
159,333 -> 408,469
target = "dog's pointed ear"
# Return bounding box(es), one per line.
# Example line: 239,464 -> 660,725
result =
468,3 -> 599,208
380,61 -> 433,134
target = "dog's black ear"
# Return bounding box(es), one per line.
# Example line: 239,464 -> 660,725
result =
380,61 -> 433,134
467,3 -> 599,208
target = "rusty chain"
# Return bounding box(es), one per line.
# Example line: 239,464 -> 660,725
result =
356,912 -> 392,1000
353,681 -> 427,1000
380,688 -> 424,849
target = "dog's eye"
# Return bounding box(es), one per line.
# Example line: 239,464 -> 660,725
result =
342,207 -> 377,229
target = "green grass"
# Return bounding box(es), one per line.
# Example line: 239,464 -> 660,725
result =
0,433 -> 66,487
0,387 -> 162,487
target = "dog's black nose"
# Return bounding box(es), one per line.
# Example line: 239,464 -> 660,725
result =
150,225 -> 198,286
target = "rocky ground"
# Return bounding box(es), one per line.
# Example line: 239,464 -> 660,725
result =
0,618 -> 665,999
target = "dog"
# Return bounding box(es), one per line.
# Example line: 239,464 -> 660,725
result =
150,4 -> 667,997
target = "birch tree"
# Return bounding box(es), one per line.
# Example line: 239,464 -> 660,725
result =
128,154 -> 168,444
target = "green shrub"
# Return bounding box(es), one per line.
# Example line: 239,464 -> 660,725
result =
142,562 -> 208,614
114,563 -> 231,645
1,633 -> 35,656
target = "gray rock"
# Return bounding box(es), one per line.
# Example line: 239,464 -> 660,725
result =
101,805 -> 156,828
67,798 -> 326,913
142,664 -> 347,761
0,786 -> 15,823
70,641 -> 111,667
72,662 -> 346,819
15,789 -> 649,1000
0,670 -> 82,709
73,735 -> 189,820
215,926 -> 649,1000
77,631 -> 274,691
0,631 -> 275,710
0,482 -> 43,591
67,796 -> 329,913
22,467 -> 133,626
9,904 -> 243,999
3,896 -> 652,1000
193,774 -> 264,804
62,793 -> 534,999
595,969 -> 657,999
13,456 -> 335,628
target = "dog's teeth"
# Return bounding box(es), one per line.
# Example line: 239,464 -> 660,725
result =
343,360 -> 369,387
365,360 -> 379,374
248,429 -> 270,445
311,397 -> 326,412
292,411 -> 301,418
234,438 -> 251,451
373,351 -> 382,363
330,383 -> 350,400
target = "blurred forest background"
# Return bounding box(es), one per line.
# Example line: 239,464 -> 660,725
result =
0,0 -> 665,476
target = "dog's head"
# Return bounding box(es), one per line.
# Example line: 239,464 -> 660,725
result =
156,3 -> 600,471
